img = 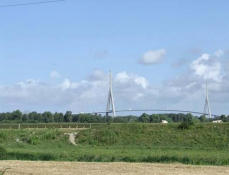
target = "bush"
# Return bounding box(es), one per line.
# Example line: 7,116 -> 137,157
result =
178,113 -> 194,129
178,122 -> 192,129
26,136 -> 40,145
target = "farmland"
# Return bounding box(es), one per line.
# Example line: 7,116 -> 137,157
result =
1,161 -> 229,175
0,123 -> 229,165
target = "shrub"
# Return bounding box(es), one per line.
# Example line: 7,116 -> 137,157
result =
178,122 -> 192,129
178,113 -> 194,129
42,130 -> 59,140
26,136 -> 40,145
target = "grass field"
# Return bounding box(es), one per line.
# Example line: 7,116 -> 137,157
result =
0,123 -> 229,165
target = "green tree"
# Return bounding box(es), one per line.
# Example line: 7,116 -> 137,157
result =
178,113 -> 194,129
42,112 -> 54,123
11,110 -> 22,121
64,111 -> 72,122
220,115 -> 227,122
139,113 -> 150,123
54,112 -> 64,122
22,114 -> 28,122
199,115 -> 207,122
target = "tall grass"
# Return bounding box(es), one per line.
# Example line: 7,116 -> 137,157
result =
0,123 -> 229,165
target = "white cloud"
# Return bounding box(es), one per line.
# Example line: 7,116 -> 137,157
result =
50,71 -> 61,79
60,78 -> 80,90
115,72 -> 148,89
0,49 -> 229,115
115,72 -> 130,83
139,49 -> 166,65
60,79 -> 71,90
0,71 -> 151,113
214,49 -> 224,58
88,70 -> 107,81
134,77 -> 148,89
190,53 -> 222,82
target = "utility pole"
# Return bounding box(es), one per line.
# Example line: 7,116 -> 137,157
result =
106,71 -> 116,117
203,80 -> 212,118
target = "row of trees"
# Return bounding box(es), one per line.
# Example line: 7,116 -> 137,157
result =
0,110 -> 104,123
0,110 -> 228,123
139,113 -> 229,123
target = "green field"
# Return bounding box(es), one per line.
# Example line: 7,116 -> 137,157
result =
0,123 -> 229,165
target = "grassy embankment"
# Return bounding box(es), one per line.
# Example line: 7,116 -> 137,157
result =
0,123 -> 229,165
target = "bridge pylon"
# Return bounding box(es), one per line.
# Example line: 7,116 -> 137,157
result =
106,71 -> 116,117
203,80 -> 212,118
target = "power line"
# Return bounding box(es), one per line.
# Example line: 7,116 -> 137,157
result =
0,0 -> 65,8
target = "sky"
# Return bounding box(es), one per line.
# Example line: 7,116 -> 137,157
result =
0,0 -> 229,115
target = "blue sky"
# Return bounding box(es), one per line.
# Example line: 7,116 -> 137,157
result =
0,0 -> 229,114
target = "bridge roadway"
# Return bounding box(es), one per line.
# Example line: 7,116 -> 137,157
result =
92,109 -> 220,117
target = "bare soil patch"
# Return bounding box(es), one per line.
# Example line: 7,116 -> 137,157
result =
0,161 -> 229,175
64,132 -> 78,145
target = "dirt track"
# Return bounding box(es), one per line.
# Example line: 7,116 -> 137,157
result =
0,161 -> 229,175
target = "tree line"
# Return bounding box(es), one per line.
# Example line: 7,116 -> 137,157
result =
0,110 -> 228,123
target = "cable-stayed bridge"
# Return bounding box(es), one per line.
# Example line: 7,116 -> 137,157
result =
92,109 -> 220,117
92,72 -> 217,118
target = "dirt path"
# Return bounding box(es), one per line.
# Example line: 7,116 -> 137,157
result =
64,132 -> 78,145
68,133 -> 76,145
0,161 -> 229,175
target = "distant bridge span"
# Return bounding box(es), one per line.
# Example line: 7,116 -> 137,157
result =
92,109 -> 220,117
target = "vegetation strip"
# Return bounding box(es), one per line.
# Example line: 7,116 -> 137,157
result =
0,123 -> 229,165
